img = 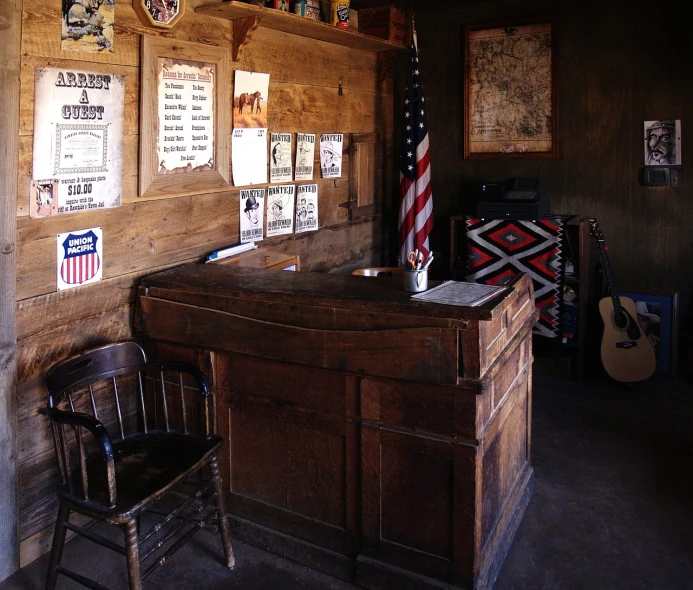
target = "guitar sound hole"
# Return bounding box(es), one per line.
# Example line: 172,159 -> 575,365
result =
613,310 -> 628,330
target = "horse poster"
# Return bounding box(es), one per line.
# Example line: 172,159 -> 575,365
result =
232,70 -> 270,186
233,70 -> 269,129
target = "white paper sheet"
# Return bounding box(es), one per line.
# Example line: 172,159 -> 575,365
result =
320,133 -> 343,178
232,128 -> 268,186
294,133 -> 316,181
270,133 -> 293,183
239,188 -> 265,243
295,184 -> 318,233
266,185 -> 295,237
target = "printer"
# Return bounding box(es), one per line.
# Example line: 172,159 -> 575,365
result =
476,178 -> 550,220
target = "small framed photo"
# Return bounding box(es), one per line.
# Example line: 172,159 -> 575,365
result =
619,288 -> 679,375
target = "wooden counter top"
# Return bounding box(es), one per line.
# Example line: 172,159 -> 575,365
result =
138,262 -> 515,322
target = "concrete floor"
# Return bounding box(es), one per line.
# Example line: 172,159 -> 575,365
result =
2,371 -> 693,590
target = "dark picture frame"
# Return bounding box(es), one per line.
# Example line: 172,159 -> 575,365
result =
619,288 -> 679,375
463,16 -> 558,159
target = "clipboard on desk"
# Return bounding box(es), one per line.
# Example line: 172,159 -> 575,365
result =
411,281 -> 507,307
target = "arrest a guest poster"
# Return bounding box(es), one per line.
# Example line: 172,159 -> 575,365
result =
32,67 -> 124,217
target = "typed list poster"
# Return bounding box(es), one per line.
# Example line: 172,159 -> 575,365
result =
157,58 -> 215,174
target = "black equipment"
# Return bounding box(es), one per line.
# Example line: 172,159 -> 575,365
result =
477,178 -> 550,220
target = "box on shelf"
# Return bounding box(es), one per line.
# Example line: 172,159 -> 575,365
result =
349,8 -> 358,29
358,5 -> 410,46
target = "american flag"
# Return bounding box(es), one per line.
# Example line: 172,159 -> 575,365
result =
398,31 -> 433,265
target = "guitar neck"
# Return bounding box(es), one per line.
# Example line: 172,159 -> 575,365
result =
590,219 -> 623,315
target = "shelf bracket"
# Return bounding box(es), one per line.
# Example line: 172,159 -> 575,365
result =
232,16 -> 260,61
377,51 -> 397,82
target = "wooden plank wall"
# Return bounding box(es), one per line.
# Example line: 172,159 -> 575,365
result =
413,0 -> 693,312
0,0 -> 21,579
13,0 -> 394,567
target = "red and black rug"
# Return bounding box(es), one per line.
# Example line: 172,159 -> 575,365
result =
466,216 -> 569,338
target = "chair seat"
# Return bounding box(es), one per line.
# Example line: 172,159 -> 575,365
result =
60,431 -> 223,521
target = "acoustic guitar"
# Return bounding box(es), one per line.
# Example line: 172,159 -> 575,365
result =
589,218 -> 656,382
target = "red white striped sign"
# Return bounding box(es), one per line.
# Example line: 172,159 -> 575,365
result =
57,228 -> 103,290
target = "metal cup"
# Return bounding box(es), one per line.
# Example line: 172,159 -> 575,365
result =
403,268 -> 428,293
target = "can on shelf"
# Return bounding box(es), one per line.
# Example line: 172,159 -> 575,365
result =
329,0 -> 350,29
293,0 -> 307,16
306,0 -> 321,21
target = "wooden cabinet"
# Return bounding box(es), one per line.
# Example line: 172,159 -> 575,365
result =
135,265 -> 538,590
449,214 -> 593,379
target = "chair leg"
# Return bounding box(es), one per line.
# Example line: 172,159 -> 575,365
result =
45,502 -> 70,590
209,455 -> 235,568
124,518 -> 143,590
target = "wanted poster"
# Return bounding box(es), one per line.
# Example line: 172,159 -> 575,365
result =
295,184 -> 318,233
320,133 -> 343,178
266,185 -> 295,237
240,188 -> 265,243
157,57 -> 216,175
294,133 -> 315,181
32,67 -> 124,217
270,133 -> 292,183
56,226 -> 103,291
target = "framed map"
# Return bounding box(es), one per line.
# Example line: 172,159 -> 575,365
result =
464,17 -> 557,159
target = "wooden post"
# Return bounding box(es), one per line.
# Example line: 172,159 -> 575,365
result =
0,0 -> 21,580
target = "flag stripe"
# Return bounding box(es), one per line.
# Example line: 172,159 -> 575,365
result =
398,35 -> 433,265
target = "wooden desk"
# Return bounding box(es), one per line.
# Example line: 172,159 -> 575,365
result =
135,266 -> 538,590
206,247 -> 300,271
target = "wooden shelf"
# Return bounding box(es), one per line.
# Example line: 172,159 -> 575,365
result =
196,1 -> 407,53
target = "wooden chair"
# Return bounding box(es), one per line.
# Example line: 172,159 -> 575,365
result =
351,267 -> 404,278
43,341 -> 234,590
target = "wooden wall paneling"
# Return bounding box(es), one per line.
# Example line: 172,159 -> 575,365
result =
18,511 -> 92,570
265,83 -> 393,134
22,0 -> 232,67
16,191 -> 241,299
232,25 -> 392,92
16,304 -> 133,385
0,0 -> 20,578
241,213 -> 380,272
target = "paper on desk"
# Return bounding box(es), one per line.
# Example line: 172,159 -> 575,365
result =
232,127 -> 268,186
411,281 -> 506,306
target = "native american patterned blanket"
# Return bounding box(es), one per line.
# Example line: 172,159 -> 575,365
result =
466,216 -> 568,338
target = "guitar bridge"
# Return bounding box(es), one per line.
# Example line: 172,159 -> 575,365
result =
616,341 -> 637,349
